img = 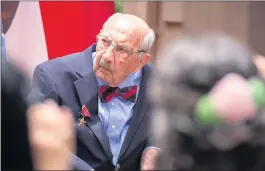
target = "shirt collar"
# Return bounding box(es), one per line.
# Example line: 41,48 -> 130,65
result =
92,52 -> 142,88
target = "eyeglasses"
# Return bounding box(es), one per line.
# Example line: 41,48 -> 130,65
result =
96,35 -> 146,59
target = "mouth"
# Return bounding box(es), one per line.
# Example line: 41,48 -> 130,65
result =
93,63 -> 110,73
96,67 -> 110,76
94,62 -> 111,73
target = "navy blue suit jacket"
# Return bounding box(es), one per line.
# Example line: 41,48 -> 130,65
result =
72,154 -> 94,170
28,44 -> 155,171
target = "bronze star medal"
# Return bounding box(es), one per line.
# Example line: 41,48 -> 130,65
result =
79,116 -> 87,127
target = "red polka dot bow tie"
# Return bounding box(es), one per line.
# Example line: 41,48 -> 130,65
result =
99,85 -> 137,103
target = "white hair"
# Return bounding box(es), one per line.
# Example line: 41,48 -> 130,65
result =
104,13 -> 156,59
140,28 -> 155,53
103,13 -> 123,29
137,28 -> 155,62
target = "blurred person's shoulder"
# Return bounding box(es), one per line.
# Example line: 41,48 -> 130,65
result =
2,62 -> 33,170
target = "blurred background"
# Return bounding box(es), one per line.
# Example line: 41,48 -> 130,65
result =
123,1 -> 265,60
1,1 -> 265,74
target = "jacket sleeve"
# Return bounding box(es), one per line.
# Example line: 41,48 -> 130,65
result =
27,64 -> 59,105
72,155 -> 95,171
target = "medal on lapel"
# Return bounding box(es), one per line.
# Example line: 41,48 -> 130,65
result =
78,105 -> 91,127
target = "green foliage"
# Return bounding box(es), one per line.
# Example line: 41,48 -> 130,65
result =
114,0 -> 124,13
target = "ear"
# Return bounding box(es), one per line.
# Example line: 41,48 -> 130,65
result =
133,53 -> 152,73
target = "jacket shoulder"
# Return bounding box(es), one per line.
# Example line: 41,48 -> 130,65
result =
35,45 -> 93,76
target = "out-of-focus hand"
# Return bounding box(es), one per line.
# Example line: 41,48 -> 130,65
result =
140,148 -> 160,170
27,100 -> 75,170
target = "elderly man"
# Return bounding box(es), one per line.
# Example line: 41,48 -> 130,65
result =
28,13 -> 160,171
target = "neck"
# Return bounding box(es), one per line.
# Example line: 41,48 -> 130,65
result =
108,74 -> 132,87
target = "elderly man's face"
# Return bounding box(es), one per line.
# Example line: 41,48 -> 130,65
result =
93,17 -> 150,87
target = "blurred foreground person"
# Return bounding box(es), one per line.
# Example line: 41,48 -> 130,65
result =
2,63 -> 75,170
150,34 -> 265,171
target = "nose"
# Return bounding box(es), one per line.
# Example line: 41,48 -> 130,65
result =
102,45 -> 115,62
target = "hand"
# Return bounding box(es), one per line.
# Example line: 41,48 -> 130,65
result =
27,100 -> 75,170
140,148 -> 160,170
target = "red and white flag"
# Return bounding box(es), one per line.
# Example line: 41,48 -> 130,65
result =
3,1 -> 114,77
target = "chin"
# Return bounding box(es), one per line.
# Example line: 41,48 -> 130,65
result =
108,82 -> 119,87
96,69 -> 123,87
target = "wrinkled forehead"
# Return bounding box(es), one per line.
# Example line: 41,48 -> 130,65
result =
101,18 -> 145,47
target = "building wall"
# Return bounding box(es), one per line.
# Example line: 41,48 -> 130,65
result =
124,2 -> 265,60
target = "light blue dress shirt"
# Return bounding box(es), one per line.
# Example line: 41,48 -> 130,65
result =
92,53 -> 159,165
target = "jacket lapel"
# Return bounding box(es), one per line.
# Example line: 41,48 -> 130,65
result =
74,44 -> 113,161
118,64 -> 152,160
